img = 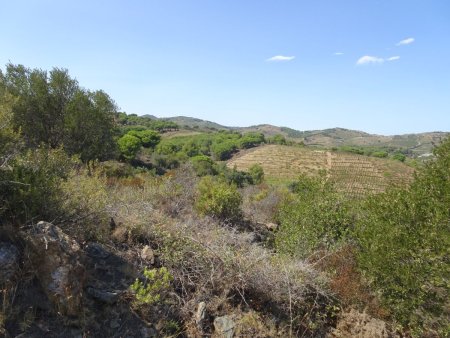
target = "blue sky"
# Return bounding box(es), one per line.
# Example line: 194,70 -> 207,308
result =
1,0 -> 449,134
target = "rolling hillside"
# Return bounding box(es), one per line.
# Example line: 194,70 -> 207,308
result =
147,115 -> 448,157
227,145 -> 415,197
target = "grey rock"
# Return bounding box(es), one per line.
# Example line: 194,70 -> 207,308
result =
195,301 -> 207,325
85,242 -> 110,259
87,287 -> 120,304
0,242 -> 19,283
141,245 -> 155,265
214,315 -> 235,338
25,221 -> 85,317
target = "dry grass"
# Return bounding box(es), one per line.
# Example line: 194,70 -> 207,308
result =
93,166 -> 337,336
228,145 -> 414,197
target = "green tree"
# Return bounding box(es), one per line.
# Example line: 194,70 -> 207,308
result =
1,63 -> 118,162
211,141 -> 237,160
239,132 -> 265,149
64,90 -> 117,162
118,134 -> 142,160
128,130 -> 161,148
2,64 -> 78,147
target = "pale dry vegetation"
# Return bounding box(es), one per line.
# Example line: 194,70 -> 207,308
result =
228,144 -> 414,197
61,165 -> 337,336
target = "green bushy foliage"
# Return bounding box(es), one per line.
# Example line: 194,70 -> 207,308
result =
1,147 -> 74,223
371,151 -> 388,158
392,152 -> 406,162
238,132 -> 265,149
267,134 -> 287,145
249,164 -> 264,184
195,176 -> 242,220
127,129 -> 161,148
131,267 -> 173,305
211,140 -> 237,160
117,134 -> 142,160
354,137 -> 450,335
116,112 -> 178,132
275,175 -> 353,258
1,64 -> 118,162
189,155 -> 216,176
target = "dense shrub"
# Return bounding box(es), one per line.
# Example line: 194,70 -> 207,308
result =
354,137 -> 450,335
211,140 -> 237,160
1,147 -> 74,223
275,175 -> 353,258
267,134 -> 287,145
392,152 -> 406,162
118,134 -> 142,160
371,151 -> 388,158
238,132 -> 265,149
195,176 -> 242,220
248,163 -> 264,184
189,155 -> 216,176
59,168 -> 110,241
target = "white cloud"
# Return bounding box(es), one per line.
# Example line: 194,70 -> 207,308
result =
396,37 -> 414,46
334,52 -> 344,55
387,56 -> 400,61
356,55 -> 384,65
266,55 -> 295,62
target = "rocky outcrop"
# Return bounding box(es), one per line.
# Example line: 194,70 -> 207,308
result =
24,221 -> 85,317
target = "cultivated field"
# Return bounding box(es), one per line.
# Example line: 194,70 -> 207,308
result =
227,145 -> 415,196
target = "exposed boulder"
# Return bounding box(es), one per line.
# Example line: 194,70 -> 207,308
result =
141,245 -> 155,265
24,221 -> 85,317
214,315 -> 235,338
0,241 -> 20,283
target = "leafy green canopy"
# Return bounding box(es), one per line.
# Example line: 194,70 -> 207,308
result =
156,131 -> 265,161
354,137 -> 450,335
0,63 -> 117,162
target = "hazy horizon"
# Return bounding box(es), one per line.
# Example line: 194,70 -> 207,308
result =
1,0 -> 449,135
146,113 -> 449,136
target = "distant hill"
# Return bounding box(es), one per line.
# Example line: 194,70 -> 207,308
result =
160,116 -> 229,130
146,115 -> 448,157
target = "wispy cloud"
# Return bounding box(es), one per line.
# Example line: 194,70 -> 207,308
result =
387,56 -> 400,61
356,55 -> 384,65
266,55 -> 295,62
334,52 -> 344,55
396,37 -> 414,46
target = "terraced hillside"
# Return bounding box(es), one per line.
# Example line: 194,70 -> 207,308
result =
228,145 -> 415,196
